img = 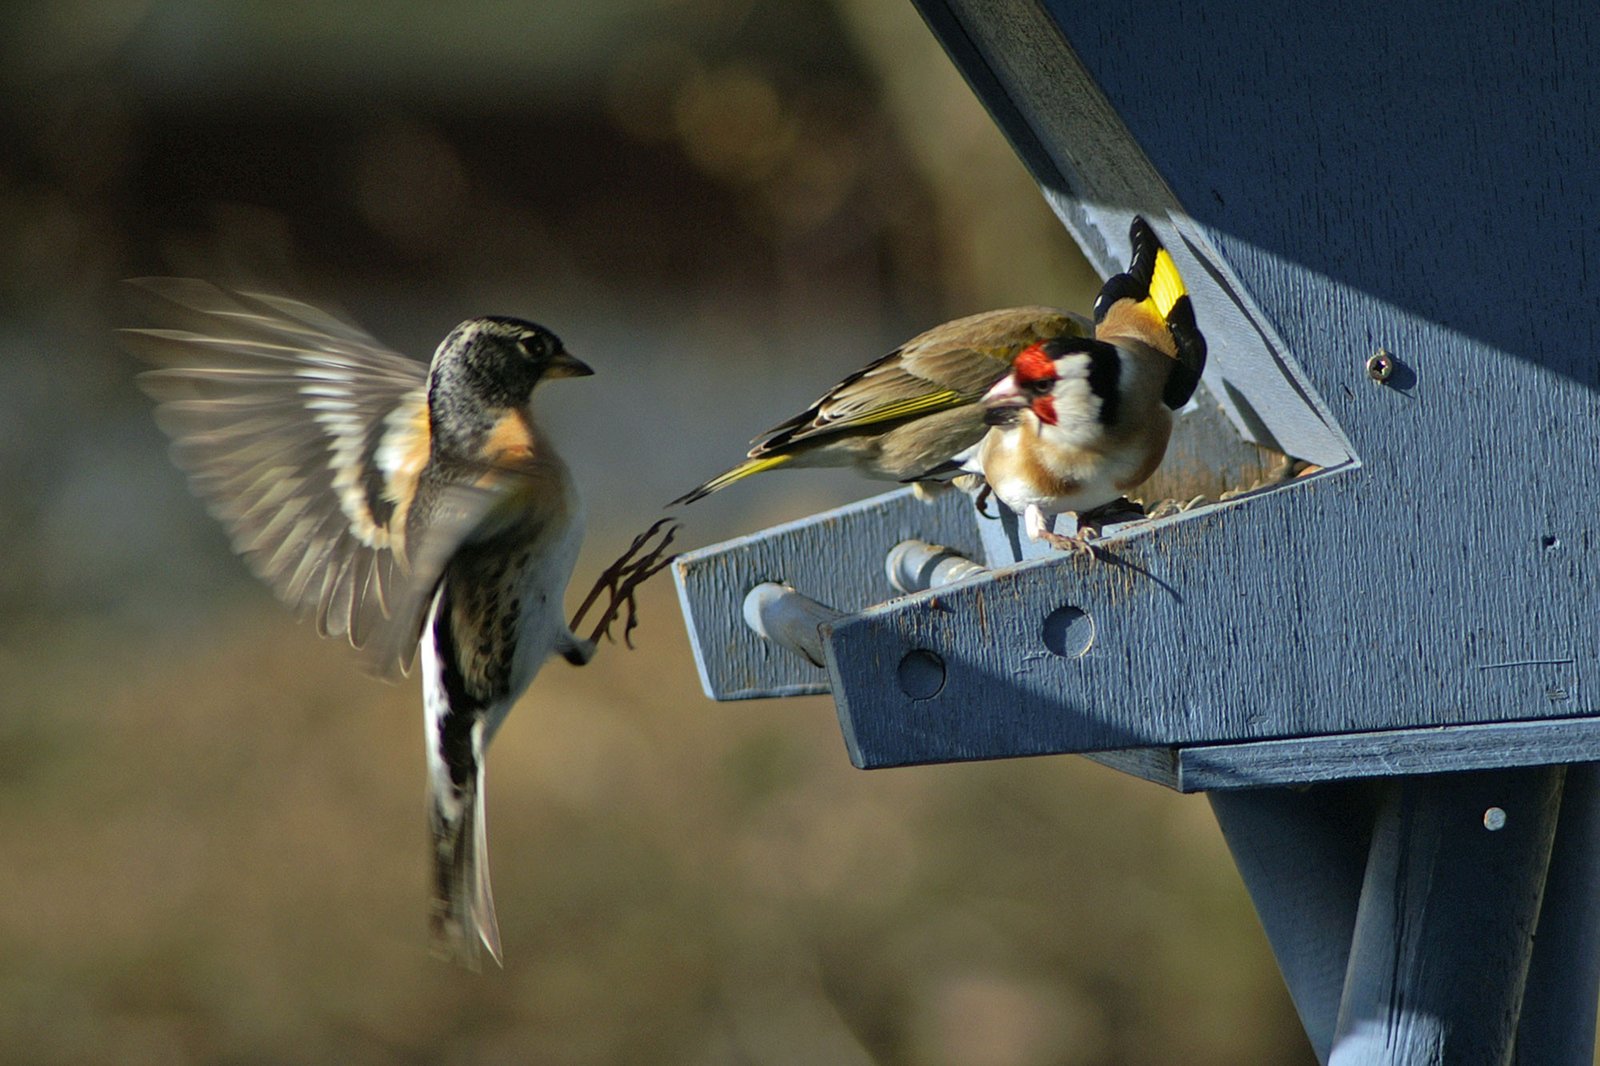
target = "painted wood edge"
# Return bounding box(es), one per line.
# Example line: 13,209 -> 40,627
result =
1208,784 -> 1378,1063
1171,718 -> 1600,793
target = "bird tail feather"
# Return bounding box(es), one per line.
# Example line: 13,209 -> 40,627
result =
428,745 -> 502,970
668,453 -> 793,506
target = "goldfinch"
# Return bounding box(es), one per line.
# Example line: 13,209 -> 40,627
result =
125,280 -> 596,968
974,216 -> 1207,552
669,305 -> 1094,505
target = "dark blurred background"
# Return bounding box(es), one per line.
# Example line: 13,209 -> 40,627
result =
0,1 -> 1310,1062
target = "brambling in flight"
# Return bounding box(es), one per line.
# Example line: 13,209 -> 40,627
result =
127,281 -> 605,967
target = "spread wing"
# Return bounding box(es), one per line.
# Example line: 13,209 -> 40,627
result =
123,277 -> 443,676
750,306 -> 1089,455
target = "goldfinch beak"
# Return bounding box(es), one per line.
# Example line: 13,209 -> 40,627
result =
544,349 -> 594,379
981,375 -> 1027,426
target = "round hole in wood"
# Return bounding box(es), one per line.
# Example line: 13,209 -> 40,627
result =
897,649 -> 946,701
1042,606 -> 1094,658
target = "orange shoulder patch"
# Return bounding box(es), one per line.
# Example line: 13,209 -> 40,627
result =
483,410 -> 538,464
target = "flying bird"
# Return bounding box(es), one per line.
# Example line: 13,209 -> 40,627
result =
973,216 -> 1207,552
125,281 -> 629,967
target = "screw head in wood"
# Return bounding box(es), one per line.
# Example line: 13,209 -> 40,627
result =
1483,807 -> 1507,831
1367,349 -> 1396,383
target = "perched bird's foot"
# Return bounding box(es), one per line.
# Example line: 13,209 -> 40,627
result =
568,517 -> 681,649
1040,527 -> 1099,557
1082,496 -> 1146,524
973,483 -> 996,518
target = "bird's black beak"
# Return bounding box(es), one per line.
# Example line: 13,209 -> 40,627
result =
544,348 -> 594,379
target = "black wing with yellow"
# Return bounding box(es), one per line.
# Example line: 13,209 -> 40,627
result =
1093,216 -> 1207,410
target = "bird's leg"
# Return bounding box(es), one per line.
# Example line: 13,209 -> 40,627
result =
1028,505 -> 1098,557
559,633 -> 596,667
1046,497 -> 1147,553
568,517 -> 681,650
1040,526 -> 1098,557
973,483 -> 995,518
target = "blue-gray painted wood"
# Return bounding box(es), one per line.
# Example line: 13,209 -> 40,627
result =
1094,719 -> 1600,794
1513,762 -> 1600,1065
678,483 -> 1600,780
670,0 -> 1600,1057
672,488 -> 979,700
907,0 -> 1356,469
669,0 -> 1600,1059
816,0 -> 1600,772
824,476 -> 1593,767
1330,768 -> 1565,1065
1209,785 -> 1378,1063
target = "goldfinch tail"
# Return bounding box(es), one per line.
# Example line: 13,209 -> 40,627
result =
428,754 -> 502,970
1094,215 -> 1208,409
668,453 -> 794,506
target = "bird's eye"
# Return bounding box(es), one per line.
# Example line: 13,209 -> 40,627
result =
519,335 -> 549,358
1027,378 -> 1053,395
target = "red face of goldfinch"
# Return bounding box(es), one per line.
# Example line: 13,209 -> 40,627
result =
987,342 -> 1060,425
982,338 -> 1122,429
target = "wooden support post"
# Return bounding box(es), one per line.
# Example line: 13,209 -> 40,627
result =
1512,762 -> 1600,1065
1209,784 -> 1379,1062
1330,768 -> 1565,1065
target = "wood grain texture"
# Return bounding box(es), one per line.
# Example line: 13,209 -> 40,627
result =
826,471 -> 1596,767
883,0 -> 1600,745
1330,768 -> 1565,1064
1131,719 -> 1600,794
910,0 -> 1357,468
672,488 -> 981,700
876,3 -> 1600,1062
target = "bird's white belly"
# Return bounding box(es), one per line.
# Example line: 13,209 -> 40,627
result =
504,504 -> 585,708
982,432 -> 1123,517
991,469 -> 1120,518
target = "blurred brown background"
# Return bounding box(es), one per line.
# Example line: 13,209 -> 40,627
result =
0,1 -> 1310,1062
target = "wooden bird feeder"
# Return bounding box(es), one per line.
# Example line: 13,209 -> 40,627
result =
673,1 -> 1600,1061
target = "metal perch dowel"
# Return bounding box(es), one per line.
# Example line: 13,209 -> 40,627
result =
742,542 -> 987,667
741,584 -> 844,667
884,539 -> 988,594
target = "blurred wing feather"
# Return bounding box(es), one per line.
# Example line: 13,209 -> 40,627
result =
124,278 -> 437,676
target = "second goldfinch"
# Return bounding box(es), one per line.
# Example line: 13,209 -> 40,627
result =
973,216 -> 1207,551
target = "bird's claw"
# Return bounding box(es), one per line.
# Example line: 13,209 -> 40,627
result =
1041,526 -> 1099,558
974,483 -> 996,519
569,517 -> 681,649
